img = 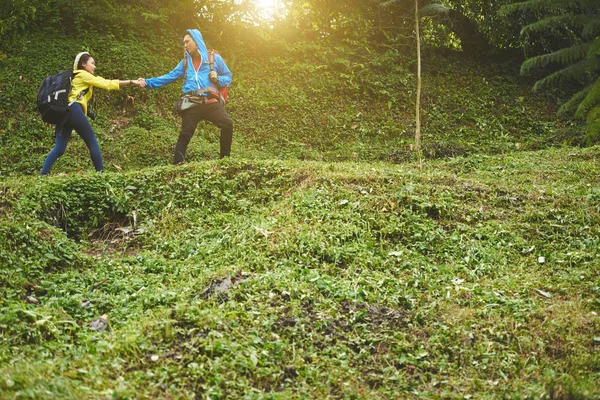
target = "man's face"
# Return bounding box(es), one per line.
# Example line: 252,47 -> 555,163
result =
183,35 -> 198,55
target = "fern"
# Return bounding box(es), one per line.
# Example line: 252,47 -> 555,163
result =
500,0 -> 600,16
532,57 -> 599,91
558,84 -> 593,116
506,0 -> 599,133
581,16 -> 600,39
575,78 -> 600,118
589,38 -> 600,57
521,43 -> 590,74
585,104 -> 600,143
520,14 -> 571,35
521,13 -> 600,39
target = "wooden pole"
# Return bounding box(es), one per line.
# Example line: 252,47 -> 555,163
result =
414,0 -> 422,167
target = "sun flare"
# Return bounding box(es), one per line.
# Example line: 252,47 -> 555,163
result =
253,0 -> 286,22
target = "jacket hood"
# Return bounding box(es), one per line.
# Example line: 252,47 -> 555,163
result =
184,29 -> 208,64
144,28 -> 231,93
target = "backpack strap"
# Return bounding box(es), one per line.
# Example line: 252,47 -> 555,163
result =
68,72 -> 89,106
182,51 -> 188,85
68,89 -> 88,105
208,49 -> 215,72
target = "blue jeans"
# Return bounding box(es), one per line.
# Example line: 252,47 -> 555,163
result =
40,103 -> 104,175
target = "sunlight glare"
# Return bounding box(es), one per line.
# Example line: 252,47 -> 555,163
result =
253,0 -> 286,23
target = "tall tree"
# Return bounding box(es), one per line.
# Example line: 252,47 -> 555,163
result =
501,0 -> 600,142
415,0 -> 422,163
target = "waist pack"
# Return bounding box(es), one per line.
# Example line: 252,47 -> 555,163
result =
174,87 -> 224,115
36,70 -> 87,126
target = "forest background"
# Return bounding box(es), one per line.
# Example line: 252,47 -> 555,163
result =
1,0 -> 598,172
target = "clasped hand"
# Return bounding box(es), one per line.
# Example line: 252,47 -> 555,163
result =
132,78 -> 146,88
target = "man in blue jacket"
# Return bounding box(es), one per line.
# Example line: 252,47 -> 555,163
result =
140,29 -> 233,162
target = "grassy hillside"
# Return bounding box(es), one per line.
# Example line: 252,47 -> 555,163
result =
0,31 -> 586,176
1,146 -> 599,398
1,26 -> 598,399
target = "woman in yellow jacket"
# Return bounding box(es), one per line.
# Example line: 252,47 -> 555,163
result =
41,52 -> 143,175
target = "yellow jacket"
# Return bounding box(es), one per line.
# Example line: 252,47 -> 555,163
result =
68,70 -> 120,114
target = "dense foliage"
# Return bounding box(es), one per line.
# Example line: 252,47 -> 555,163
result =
1,149 -> 599,398
501,0 -> 600,143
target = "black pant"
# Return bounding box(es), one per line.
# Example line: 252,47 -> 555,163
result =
175,102 -> 233,164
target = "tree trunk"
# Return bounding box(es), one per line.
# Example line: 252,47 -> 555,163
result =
414,0 -> 422,165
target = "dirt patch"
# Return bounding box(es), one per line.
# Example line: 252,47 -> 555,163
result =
273,299 -> 412,352
83,236 -> 141,258
342,300 -> 410,327
199,271 -> 250,300
366,305 -> 409,326
277,316 -> 297,328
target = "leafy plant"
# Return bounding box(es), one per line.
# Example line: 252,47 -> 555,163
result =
1,147 -> 599,397
500,0 -> 600,142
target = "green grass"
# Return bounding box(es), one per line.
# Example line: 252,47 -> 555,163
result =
1,146 -> 599,398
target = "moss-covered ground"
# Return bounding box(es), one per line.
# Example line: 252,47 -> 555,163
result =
1,145 -> 598,398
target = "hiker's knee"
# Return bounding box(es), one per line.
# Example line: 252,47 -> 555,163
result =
53,145 -> 67,157
221,117 -> 233,131
178,127 -> 195,143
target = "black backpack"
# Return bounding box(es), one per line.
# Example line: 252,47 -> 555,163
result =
36,70 -> 87,126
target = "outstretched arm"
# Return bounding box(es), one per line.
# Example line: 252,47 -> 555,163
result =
79,71 -> 120,90
144,60 -> 185,89
78,72 -> 145,90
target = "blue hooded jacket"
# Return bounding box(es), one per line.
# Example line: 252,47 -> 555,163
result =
145,29 -> 232,94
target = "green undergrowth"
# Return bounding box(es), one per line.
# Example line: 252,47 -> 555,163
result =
0,32 -> 588,177
1,148 -> 599,398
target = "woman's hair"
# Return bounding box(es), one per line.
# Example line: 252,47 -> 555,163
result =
77,53 -> 93,70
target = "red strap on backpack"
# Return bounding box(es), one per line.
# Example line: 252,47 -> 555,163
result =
208,49 -> 228,105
